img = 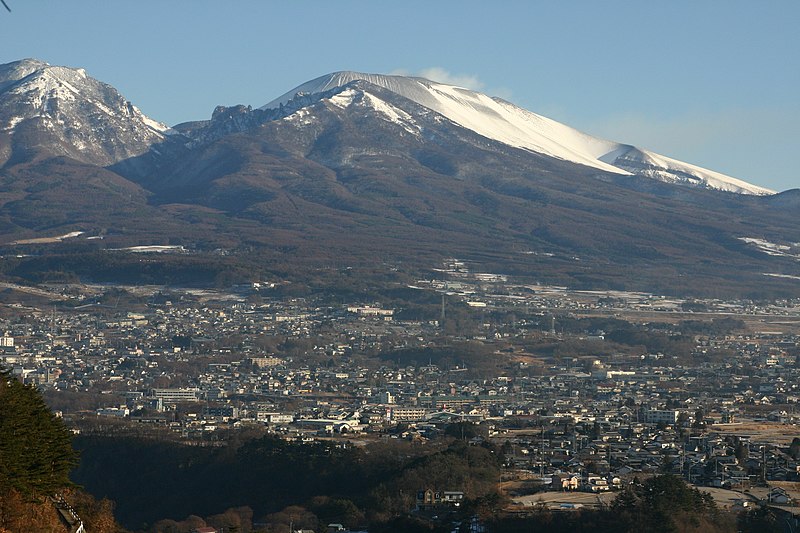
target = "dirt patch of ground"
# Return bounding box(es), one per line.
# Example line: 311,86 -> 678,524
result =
711,422 -> 799,446
511,490 -> 616,510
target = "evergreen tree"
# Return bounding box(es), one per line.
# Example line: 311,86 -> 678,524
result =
0,368 -> 78,498
735,442 -> 749,465
611,474 -> 726,532
789,437 -> 800,460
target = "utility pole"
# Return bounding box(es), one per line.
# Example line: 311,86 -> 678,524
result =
680,442 -> 685,478
540,422 -> 545,477
50,305 -> 56,351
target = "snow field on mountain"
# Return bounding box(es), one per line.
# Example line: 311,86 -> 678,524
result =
263,71 -> 774,195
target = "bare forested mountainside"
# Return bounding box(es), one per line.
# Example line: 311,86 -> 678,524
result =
1,59 -> 798,298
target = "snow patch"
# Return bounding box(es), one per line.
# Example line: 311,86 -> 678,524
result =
283,107 -> 317,126
140,111 -> 170,133
3,116 -> 23,130
115,245 -> 186,253
610,148 -> 774,195
323,87 -> 418,134
327,88 -> 358,109
739,237 -> 800,259
763,273 -> 800,281
89,99 -> 114,116
361,91 -> 419,134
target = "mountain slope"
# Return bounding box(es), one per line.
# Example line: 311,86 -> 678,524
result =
148,79 -> 800,296
0,61 -> 796,297
0,59 -> 169,169
0,60 -> 188,252
262,72 -> 774,195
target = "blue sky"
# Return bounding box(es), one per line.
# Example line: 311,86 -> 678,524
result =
2,1 -> 798,192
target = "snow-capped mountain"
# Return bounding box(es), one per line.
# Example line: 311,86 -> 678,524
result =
262,72 -> 773,195
1,59 -> 797,297
0,59 -> 169,168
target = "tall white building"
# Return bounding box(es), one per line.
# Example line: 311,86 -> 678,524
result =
644,409 -> 679,425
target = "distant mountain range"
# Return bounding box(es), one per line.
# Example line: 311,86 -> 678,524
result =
0,58 -> 798,297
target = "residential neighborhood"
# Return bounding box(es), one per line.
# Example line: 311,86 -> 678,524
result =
2,262 -> 800,531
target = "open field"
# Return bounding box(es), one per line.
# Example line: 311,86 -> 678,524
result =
511,489 -> 615,510
711,422 -> 800,446
572,308 -> 800,334
696,486 -> 756,510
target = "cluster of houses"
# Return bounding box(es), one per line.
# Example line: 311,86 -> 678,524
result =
1,272 -> 800,510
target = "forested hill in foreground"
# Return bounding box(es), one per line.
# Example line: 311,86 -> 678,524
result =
70,430 -> 785,533
0,368 -> 120,532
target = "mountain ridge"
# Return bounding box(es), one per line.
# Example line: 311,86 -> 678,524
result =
260,71 -> 775,195
0,58 -> 169,170
0,59 -> 797,298
0,60 -> 777,196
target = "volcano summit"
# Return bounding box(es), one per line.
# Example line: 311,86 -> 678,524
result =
0,60 -> 797,297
